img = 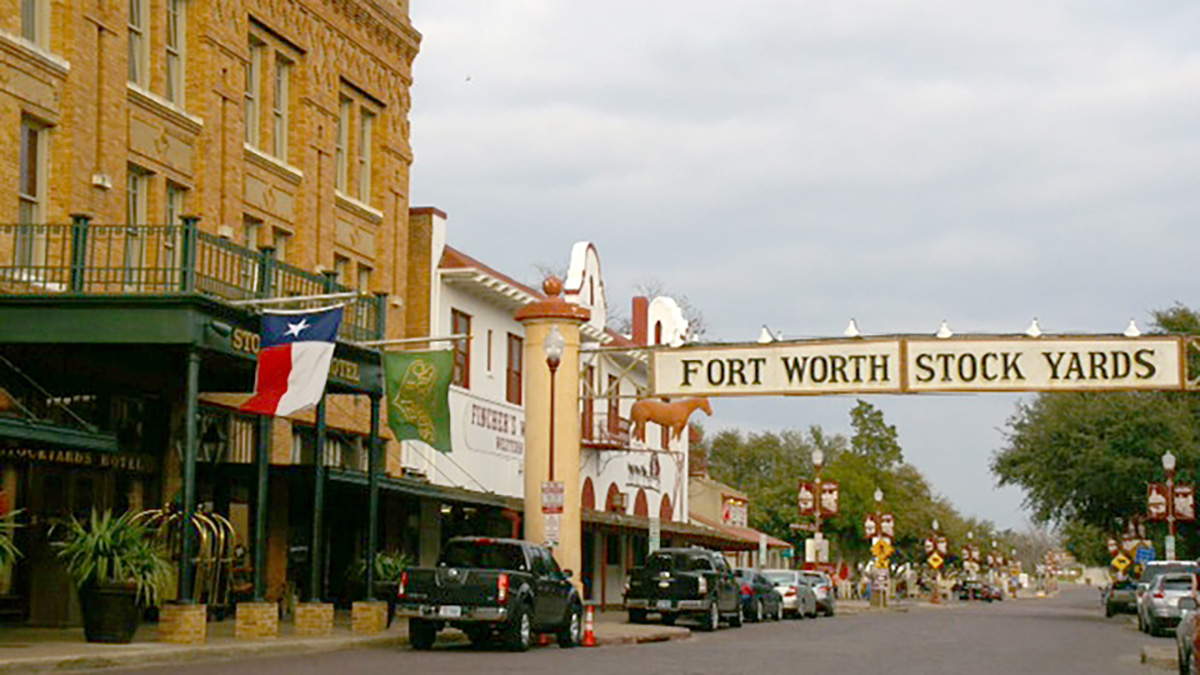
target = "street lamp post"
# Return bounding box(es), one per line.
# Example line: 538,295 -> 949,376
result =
543,326 -> 565,482
929,519 -> 942,605
812,448 -> 824,541
1164,450 -> 1177,561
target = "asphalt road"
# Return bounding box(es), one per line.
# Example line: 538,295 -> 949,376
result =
113,586 -> 1169,675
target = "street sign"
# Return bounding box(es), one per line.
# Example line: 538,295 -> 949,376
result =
541,480 -> 564,514
1112,553 -> 1131,572
545,513 -> 560,547
820,481 -> 840,516
1135,546 -> 1155,564
928,552 -> 944,569
798,481 -> 816,515
880,513 -> 895,538
649,516 -> 661,554
1148,483 -> 1168,520
1176,484 -> 1196,521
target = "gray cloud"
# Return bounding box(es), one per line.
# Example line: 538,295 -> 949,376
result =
409,1 -> 1200,528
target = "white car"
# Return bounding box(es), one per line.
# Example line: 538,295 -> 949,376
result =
761,569 -> 817,619
799,570 -> 837,616
1140,573 -> 1193,637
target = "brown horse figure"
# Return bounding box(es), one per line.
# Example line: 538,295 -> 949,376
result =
630,397 -> 712,443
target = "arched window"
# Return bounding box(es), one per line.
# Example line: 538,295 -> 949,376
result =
659,494 -> 673,521
654,322 -> 663,345
634,489 -> 649,517
605,483 -> 623,513
581,477 -> 596,511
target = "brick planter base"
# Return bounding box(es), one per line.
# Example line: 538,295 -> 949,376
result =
159,603 -> 207,644
236,601 -> 279,639
351,601 -> 387,635
295,602 -> 334,637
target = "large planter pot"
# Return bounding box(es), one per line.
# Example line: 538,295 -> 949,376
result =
79,583 -> 140,643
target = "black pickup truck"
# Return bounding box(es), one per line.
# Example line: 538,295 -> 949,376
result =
624,547 -> 742,630
395,537 -> 583,651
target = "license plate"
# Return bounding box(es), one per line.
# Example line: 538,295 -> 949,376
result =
656,600 -> 672,610
438,605 -> 462,618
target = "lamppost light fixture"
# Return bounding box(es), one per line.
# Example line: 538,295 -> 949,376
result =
874,487 -> 883,503
1163,450 -> 1177,472
544,325 -> 566,368
811,448 -> 824,469
931,518 -> 939,532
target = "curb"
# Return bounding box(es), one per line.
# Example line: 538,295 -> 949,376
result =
595,628 -> 691,646
1141,645 -> 1176,670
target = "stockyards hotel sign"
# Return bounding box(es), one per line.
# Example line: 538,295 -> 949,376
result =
650,336 -> 1184,396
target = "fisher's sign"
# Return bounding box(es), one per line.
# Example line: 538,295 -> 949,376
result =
651,340 -> 904,396
905,337 -> 1182,392
650,336 -> 1184,396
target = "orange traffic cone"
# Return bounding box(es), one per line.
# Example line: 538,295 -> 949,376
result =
582,605 -> 597,647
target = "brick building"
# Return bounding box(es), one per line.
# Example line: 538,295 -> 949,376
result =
0,0 -> 421,627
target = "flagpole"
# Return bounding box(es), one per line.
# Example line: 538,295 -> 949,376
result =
229,291 -> 365,307
355,334 -> 471,348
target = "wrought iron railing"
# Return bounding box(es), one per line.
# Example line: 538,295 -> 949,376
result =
0,216 -> 384,343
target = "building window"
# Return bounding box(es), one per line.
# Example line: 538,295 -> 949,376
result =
271,54 -> 291,160
333,254 -> 350,285
607,375 -> 619,434
356,264 -> 371,292
16,117 -> 48,267
165,0 -> 185,104
335,97 -> 350,191
164,182 -> 186,275
125,166 -> 150,285
451,309 -> 471,388
244,38 -> 263,145
21,0 -> 48,47
582,365 -> 594,440
271,228 -> 290,261
242,215 -> 260,251
357,108 -> 373,202
128,0 -> 149,86
506,334 -> 523,405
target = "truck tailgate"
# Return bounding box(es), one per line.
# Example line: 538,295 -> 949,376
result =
403,567 -> 505,606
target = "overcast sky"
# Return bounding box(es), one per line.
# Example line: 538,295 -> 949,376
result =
406,1 -> 1200,530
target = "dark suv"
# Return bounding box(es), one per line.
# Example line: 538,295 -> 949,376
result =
624,547 -> 743,630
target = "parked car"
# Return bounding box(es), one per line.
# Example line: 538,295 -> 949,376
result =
1176,594 -> 1199,675
799,570 -> 838,616
1103,579 -> 1138,617
1140,572 -> 1194,637
1137,561 -> 1200,632
734,569 -> 784,622
958,580 -> 997,602
625,547 -> 743,631
394,537 -> 583,651
761,569 -> 817,619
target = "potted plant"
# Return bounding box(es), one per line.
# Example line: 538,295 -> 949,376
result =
54,510 -> 173,643
0,510 -> 22,574
350,550 -> 411,626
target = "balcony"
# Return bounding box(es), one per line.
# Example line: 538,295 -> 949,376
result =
581,411 -> 631,450
0,218 -> 382,343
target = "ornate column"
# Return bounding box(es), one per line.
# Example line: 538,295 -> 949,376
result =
515,277 -> 590,582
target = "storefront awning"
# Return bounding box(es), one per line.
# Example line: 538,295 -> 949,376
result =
582,508 -> 763,551
690,512 -> 793,550
328,468 -> 523,511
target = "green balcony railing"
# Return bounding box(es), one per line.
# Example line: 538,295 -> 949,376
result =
0,216 -> 384,343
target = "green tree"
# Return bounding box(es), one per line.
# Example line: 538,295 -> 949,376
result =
849,399 -> 903,471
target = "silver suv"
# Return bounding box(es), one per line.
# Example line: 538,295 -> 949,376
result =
1136,561 -> 1198,634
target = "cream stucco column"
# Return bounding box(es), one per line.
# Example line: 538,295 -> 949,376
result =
516,277 -> 590,585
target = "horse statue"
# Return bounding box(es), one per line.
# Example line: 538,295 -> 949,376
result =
630,397 -> 712,443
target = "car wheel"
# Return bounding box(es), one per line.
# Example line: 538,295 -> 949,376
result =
825,603 -> 835,618
1178,646 -> 1188,675
503,603 -> 533,652
702,600 -> 721,632
558,604 -> 582,648
775,602 -> 784,621
1105,603 -> 1114,618
628,609 -> 647,624
730,602 -> 744,628
465,626 -> 494,648
409,619 -> 437,651
754,599 -> 764,623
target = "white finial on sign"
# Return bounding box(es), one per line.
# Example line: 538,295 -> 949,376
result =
1025,318 -> 1042,338
1124,319 -> 1141,338
844,319 -> 861,338
936,320 -> 953,339
757,325 -> 776,344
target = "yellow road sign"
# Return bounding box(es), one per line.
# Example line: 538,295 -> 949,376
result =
872,538 -> 894,559
1112,553 -> 1131,571
928,552 -> 944,569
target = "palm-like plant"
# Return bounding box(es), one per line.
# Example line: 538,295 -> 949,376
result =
53,510 -> 173,606
351,550 -> 412,584
0,510 -> 21,573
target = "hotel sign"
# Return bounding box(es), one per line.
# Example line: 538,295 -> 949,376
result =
651,336 -> 1183,396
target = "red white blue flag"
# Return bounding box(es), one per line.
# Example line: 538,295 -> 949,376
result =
241,306 -> 343,417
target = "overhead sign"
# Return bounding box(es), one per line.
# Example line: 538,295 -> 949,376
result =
650,336 -> 1184,396
541,481 -> 564,515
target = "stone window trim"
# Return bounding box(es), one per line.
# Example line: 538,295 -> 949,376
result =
127,82 -> 203,135
333,189 -> 383,224
245,23 -> 303,162
164,0 -> 186,105
243,142 -> 303,184
0,29 -> 70,76
18,0 -> 50,53
335,81 -> 384,209
127,0 -> 150,87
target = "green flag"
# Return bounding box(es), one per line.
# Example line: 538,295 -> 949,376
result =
384,350 -> 453,453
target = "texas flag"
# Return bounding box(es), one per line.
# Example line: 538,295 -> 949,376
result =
241,306 -> 344,417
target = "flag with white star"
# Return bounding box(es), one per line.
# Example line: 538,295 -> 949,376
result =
241,306 -> 344,417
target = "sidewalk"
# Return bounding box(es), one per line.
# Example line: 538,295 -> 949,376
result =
0,609 -> 689,673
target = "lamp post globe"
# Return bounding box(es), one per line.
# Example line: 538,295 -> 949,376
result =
1163,450 -> 1177,472
932,518 -> 939,532
874,488 -> 883,504
811,448 -> 824,470
544,325 -> 565,369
